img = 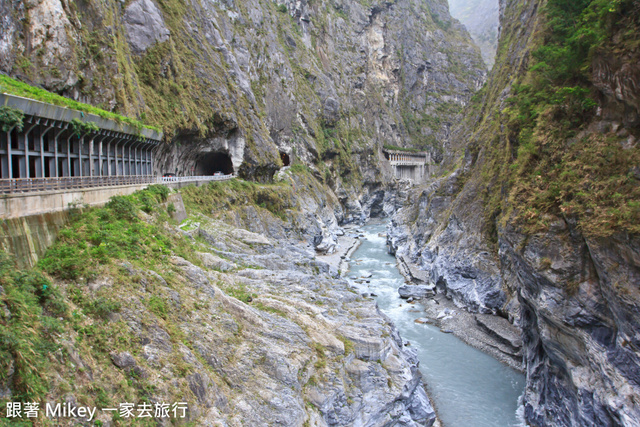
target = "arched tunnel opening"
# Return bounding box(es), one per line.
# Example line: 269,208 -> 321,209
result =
280,151 -> 290,167
195,152 -> 234,175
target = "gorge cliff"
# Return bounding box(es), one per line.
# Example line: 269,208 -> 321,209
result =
389,0 -> 640,425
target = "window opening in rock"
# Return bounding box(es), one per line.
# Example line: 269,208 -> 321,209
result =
280,151 -> 290,166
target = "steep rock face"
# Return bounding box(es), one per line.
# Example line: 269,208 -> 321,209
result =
500,222 -> 640,425
496,2 -> 640,423
390,0 -> 640,424
123,0 -> 171,54
447,0 -> 499,68
0,0 -> 484,187
388,172 -> 506,314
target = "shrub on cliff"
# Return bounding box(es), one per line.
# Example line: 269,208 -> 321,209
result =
0,253 -> 67,401
494,0 -> 640,236
0,106 -> 24,132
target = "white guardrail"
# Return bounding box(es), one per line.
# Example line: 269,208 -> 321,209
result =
0,174 -> 235,194
158,174 -> 235,183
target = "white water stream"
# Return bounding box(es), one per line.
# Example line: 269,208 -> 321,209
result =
347,222 -> 525,427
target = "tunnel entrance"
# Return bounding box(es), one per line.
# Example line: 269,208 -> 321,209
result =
280,151 -> 290,167
195,152 -> 234,175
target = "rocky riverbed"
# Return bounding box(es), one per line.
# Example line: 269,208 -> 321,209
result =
386,216 -> 524,372
346,221 -> 524,426
169,217 -> 437,425
406,295 -> 523,372
316,225 -> 362,276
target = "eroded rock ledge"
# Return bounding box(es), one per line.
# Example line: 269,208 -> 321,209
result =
167,218 -> 436,425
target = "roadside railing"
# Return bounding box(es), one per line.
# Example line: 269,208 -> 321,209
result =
0,174 -> 234,194
389,161 -> 426,166
0,176 -> 156,194
159,174 -> 234,183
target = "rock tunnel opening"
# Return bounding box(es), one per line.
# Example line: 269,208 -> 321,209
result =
280,151 -> 290,167
195,152 -> 234,175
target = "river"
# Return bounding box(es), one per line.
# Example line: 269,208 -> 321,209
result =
347,221 -> 525,427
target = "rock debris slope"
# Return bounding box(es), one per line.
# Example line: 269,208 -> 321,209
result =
165,220 -> 435,426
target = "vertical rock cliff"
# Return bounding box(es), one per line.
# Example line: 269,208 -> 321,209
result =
390,0 -> 640,425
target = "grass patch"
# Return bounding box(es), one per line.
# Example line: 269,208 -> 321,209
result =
83,296 -> 122,320
147,295 -> 169,319
0,106 -> 24,132
181,179 -> 294,221
222,282 -> 257,304
0,253 -> 67,401
337,335 -> 355,355
383,144 -> 422,153
38,185 -> 192,281
253,301 -> 287,317
312,342 -> 327,370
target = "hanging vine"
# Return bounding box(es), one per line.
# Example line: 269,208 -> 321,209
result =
70,118 -> 99,137
0,106 -> 24,132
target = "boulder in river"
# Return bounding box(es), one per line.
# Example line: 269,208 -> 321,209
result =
398,284 -> 436,299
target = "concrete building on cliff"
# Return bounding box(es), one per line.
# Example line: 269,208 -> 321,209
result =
382,149 -> 431,183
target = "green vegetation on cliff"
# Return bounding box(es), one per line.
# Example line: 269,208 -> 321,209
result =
39,185 -> 186,281
0,187 -> 201,411
0,169 -> 366,421
0,183 -> 261,407
0,256 -> 67,401
181,179 -> 295,221
0,106 -> 24,132
480,0 -> 640,237
383,143 -> 422,153
2,188 -> 179,400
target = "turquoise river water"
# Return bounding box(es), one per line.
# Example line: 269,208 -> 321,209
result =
347,222 -> 525,427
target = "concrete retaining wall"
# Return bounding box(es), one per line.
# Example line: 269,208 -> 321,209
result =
0,176 -> 225,266
0,210 -> 73,268
0,183 -> 151,219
